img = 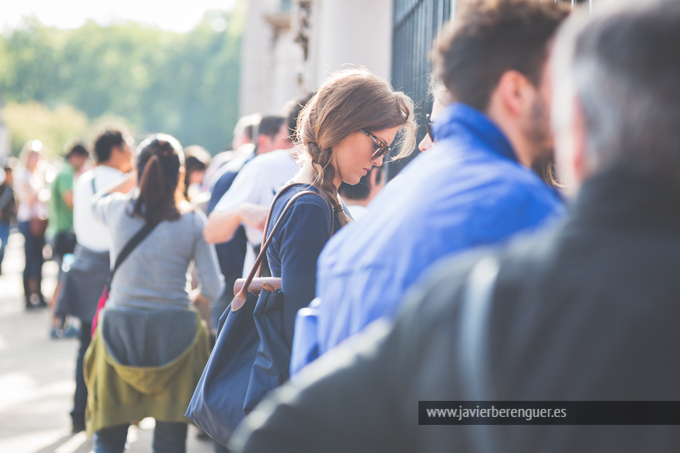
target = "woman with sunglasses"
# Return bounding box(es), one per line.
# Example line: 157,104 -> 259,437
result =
419,75 -> 451,152
262,68 -> 416,364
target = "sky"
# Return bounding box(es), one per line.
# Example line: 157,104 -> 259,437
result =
2,0 -> 237,33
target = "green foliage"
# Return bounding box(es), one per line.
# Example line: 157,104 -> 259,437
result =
3,101 -> 89,157
0,7 -> 242,155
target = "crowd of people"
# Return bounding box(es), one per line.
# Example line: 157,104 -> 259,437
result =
2,0 -> 679,451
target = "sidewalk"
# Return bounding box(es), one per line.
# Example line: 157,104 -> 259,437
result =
0,231 -> 214,453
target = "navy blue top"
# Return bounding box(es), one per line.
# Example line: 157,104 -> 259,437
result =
208,169 -> 248,291
265,184 -> 341,346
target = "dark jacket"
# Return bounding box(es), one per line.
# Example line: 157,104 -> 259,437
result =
0,184 -> 16,224
229,164 -> 680,453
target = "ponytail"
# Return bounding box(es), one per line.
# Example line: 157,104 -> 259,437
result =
132,135 -> 184,224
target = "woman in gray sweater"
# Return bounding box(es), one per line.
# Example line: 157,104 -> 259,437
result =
87,134 -> 223,453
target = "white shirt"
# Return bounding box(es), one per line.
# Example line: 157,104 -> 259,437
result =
214,149 -> 301,275
346,204 -> 368,222
73,166 -> 124,252
15,167 -> 48,222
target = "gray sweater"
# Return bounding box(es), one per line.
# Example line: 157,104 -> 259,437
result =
92,192 -> 224,311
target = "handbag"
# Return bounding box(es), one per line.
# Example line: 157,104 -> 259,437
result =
29,217 -> 48,237
186,183 -> 333,445
53,229 -> 77,257
90,221 -> 159,336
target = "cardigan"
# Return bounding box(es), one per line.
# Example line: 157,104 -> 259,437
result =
84,307 -> 210,435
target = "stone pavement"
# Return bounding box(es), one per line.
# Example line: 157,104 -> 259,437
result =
0,231 -> 215,453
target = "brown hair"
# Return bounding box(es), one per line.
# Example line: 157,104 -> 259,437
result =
132,134 -> 186,224
295,68 -> 416,226
433,0 -> 569,113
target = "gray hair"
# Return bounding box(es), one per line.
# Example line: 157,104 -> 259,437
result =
552,0 -> 680,182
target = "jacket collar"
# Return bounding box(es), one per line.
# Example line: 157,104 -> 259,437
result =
569,163 -> 680,235
433,102 -> 519,164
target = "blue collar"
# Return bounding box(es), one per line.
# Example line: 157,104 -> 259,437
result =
432,103 -> 519,164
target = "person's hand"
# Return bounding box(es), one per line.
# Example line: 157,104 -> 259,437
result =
239,203 -> 269,232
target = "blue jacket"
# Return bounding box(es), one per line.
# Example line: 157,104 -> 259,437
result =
289,103 -> 564,374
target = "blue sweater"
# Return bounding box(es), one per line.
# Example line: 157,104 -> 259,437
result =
265,184 -> 339,346
291,103 -> 564,372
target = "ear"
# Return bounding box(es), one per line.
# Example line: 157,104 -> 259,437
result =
496,70 -> 533,117
257,134 -> 270,149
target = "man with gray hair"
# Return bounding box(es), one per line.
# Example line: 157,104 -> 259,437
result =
228,1 -> 680,451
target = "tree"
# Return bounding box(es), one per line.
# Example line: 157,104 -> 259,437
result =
0,7 -> 242,155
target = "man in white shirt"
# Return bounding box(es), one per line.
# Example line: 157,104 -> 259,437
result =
56,129 -> 133,433
204,94 -> 314,277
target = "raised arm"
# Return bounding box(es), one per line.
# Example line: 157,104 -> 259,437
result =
91,169 -> 137,223
204,203 -> 268,244
204,163 -> 268,244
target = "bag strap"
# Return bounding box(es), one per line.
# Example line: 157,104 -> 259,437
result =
91,174 -> 97,194
458,256 -> 501,453
232,183 -> 334,311
108,221 -> 159,287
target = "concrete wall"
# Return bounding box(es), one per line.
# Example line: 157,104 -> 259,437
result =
240,0 -> 394,117
304,0 -> 393,90
240,0 -> 305,116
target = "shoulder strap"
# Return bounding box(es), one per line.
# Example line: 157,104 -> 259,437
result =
232,185 -> 332,309
108,221 -> 159,286
91,174 -> 97,194
458,256 -> 501,453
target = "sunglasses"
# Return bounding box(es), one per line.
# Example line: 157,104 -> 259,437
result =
426,114 -> 436,142
360,129 -> 391,159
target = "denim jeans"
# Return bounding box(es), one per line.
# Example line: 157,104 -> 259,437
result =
0,221 -> 10,273
18,220 -> 45,301
71,321 -> 91,426
94,421 -> 187,453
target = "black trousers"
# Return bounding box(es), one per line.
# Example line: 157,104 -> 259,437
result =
71,321 -> 92,426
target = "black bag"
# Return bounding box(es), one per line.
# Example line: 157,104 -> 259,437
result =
53,230 -> 77,257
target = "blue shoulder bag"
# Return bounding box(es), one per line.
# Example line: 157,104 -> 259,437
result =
186,183 -> 332,446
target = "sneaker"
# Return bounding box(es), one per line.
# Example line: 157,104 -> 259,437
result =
50,327 -> 63,339
62,325 -> 80,338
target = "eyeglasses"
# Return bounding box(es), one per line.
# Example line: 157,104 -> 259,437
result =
360,129 -> 391,159
426,114 -> 436,142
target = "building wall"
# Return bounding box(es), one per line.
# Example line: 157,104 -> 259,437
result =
240,0 -> 394,117
303,0 -> 393,90
240,0 -> 305,116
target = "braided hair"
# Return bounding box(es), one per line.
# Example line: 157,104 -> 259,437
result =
295,68 -> 416,227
